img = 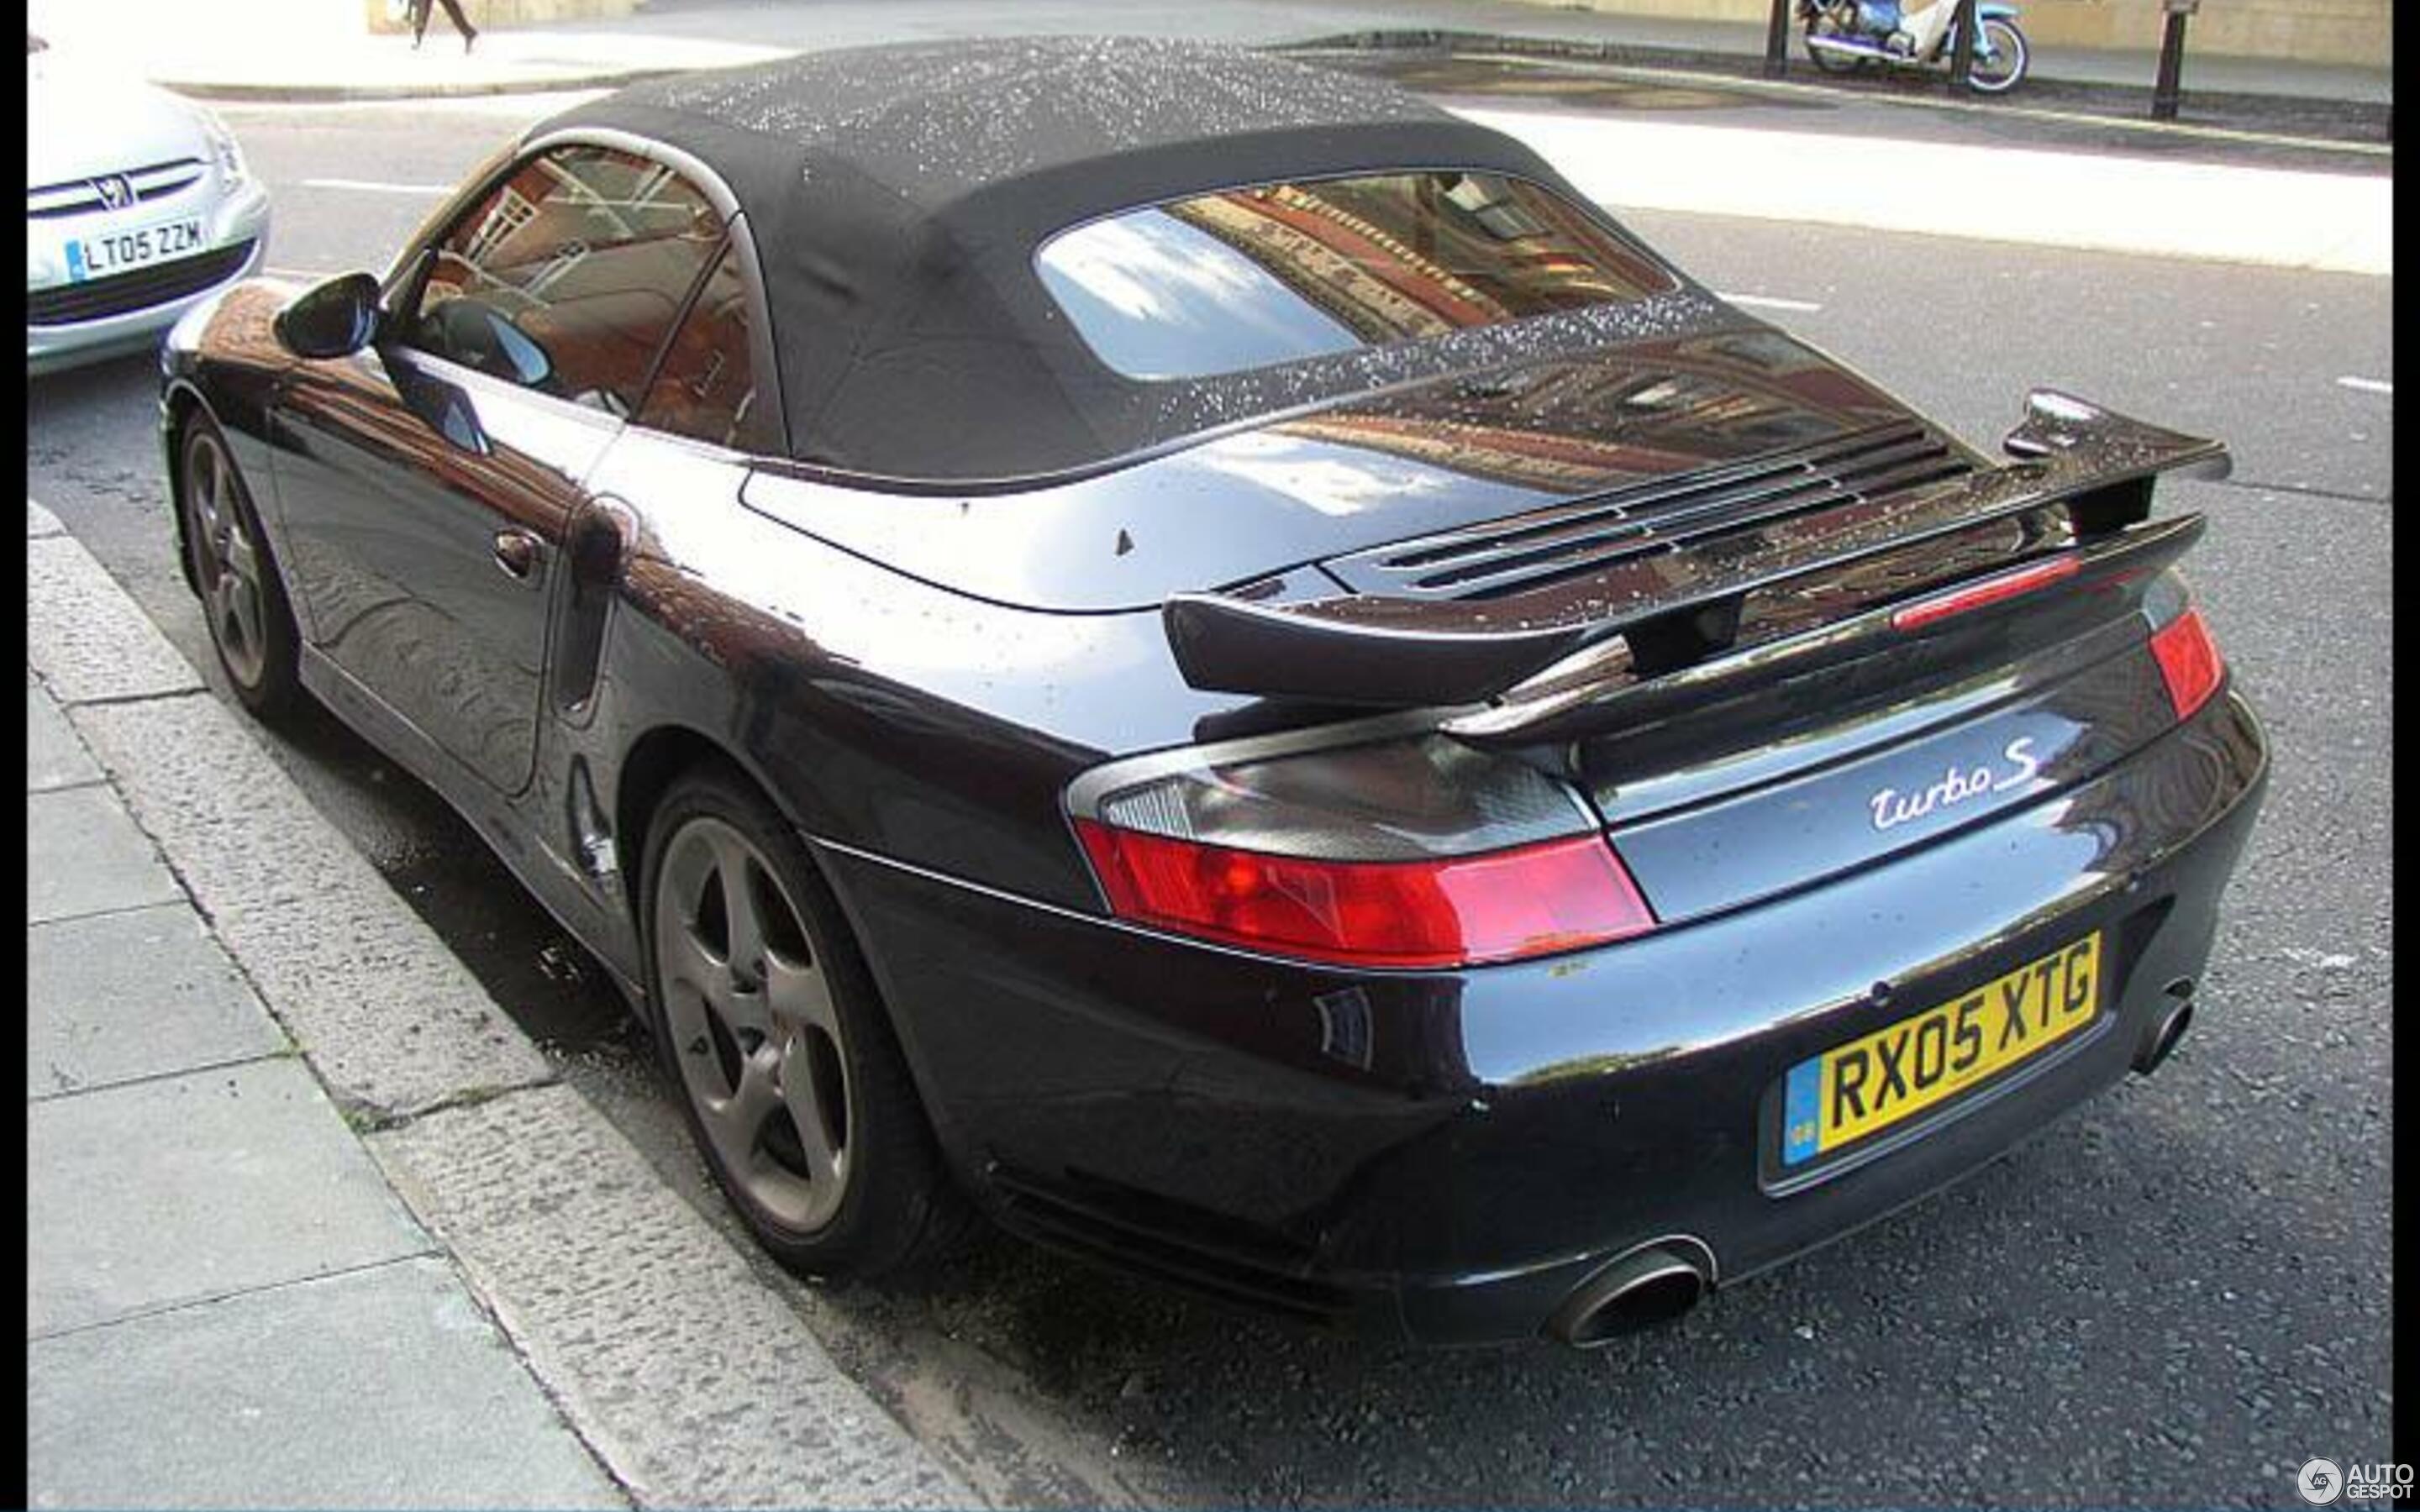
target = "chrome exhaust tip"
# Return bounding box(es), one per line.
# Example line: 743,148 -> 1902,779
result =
1546,1242 -> 1711,1348
2133,981 -> 2196,1074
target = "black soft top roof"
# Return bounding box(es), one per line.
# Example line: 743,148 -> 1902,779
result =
545,38 -> 1628,484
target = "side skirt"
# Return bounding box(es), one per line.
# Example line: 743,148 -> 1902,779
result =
296,644 -> 650,1012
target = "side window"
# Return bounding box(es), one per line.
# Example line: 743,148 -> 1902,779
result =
634,239 -> 761,450
407,144 -> 723,416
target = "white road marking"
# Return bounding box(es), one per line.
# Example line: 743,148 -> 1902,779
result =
299,177 -> 452,196
2336,375 -> 2393,395
1716,291 -> 1824,313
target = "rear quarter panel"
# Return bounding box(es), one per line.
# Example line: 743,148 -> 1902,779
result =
573,429 -> 1257,927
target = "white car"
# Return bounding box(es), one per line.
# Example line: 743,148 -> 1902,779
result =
27,32 -> 270,374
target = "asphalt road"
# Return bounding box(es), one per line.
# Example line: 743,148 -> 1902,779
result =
26,84 -> 2393,1509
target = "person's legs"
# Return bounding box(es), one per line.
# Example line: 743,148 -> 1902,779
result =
429,0 -> 477,50
408,0 -> 432,47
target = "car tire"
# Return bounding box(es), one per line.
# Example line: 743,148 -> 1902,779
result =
640,762 -> 970,1278
178,413 -> 302,721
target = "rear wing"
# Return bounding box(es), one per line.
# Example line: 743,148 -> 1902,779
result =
1163,390 -> 2227,726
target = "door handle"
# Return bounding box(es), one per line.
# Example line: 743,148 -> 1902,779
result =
492,528 -> 543,580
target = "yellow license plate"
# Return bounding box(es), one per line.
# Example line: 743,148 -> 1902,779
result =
1781,932 -> 2102,1168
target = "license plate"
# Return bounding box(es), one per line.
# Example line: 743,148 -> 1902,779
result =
1781,932 -> 2102,1167
65,218 -> 206,282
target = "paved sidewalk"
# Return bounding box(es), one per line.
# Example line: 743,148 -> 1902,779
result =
24,503 -> 624,1509
24,498 -> 978,1509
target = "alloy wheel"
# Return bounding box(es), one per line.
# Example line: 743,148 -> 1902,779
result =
183,428 -> 271,690
652,815 -> 854,1232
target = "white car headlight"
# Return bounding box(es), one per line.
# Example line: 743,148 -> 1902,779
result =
199,109 -> 247,187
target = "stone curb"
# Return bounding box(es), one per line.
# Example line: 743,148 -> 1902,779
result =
371,1088 -> 980,1510
27,535 -> 205,705
26,522 -> 981,1509
155,65 -> 685,103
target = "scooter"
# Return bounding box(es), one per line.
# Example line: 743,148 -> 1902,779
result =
1797,0 -> 2030,94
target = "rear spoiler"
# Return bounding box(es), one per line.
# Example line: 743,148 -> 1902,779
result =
1163,390 -> 2228,718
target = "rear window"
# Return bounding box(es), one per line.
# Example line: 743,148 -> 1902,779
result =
1034,171 -> 1681,381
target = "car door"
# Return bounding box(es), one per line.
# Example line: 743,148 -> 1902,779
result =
271,141 -> 728,795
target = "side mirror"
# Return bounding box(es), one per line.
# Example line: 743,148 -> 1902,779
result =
274,272 -> 382,360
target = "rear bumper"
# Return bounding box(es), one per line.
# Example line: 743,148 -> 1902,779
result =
820,686 -> 2268,1345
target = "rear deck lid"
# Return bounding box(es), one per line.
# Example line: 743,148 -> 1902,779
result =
738,324 -> 1933,612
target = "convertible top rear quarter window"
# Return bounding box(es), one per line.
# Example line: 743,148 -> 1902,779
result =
636,237 -> 762,449
1038,172 -> 1680,381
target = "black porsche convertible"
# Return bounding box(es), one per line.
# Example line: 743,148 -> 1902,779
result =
159,37 -> 2266,1347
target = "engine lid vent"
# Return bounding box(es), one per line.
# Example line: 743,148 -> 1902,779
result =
1321,420 -> 1974,602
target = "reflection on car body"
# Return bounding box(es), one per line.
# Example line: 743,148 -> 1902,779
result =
159,38 -> 2264,1347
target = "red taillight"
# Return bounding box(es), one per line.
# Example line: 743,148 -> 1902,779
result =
1075,821 -> 1656,969
2149,606 -> 2223,719
1891,555 -> 2081,631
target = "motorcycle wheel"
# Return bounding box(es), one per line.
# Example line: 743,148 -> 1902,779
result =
1804,12 -> 1867,74
1966,17 -> 2028,92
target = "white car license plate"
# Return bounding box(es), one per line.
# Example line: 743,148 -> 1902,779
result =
66,218 -> 206,282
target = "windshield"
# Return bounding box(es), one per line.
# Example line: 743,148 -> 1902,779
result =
1035,171 -> 1681,381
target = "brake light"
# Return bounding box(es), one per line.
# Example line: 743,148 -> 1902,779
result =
1067,729 -> 1658,968
2149,606 -> 2223,719
1075,822 -> 1655,969
1891,555 -> 2081,631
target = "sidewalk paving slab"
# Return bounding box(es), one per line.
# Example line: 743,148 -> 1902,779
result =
28,1055 -> 435,1336
26,682 -> 102,791
28,1255 -> 625,1510
28,903 -> 287,1099
26,783 -> 185,924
